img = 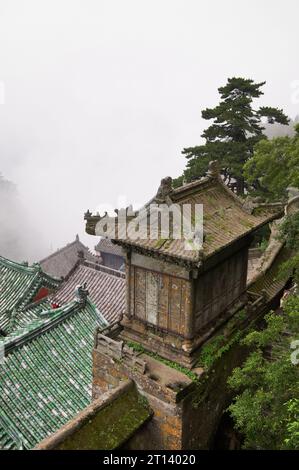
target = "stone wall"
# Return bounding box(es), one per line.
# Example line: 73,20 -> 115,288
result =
92,327 -> 251,450
35,380 -> 152,450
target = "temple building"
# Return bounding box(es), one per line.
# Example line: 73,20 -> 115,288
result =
39,234 -> 101,279
85,161 -> 283,367
0,292 -> 107,449
0,163 -> 297,450
51,254 -> 125,324
0,255 -> 61,336
0,252 -> 125,449
95,238 -> 125,271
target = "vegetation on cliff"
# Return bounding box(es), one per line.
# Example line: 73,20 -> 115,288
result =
228,212 -> 299,449
227,297 -> 299,449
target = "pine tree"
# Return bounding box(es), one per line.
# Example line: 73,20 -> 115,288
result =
181,78 -> 289,195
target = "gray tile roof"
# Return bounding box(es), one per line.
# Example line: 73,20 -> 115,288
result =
39,235 -> 101,279
95,238 -> 124,257
52,262 -> 125,324
85,172 -> 283,266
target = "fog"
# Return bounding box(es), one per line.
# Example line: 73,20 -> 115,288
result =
0,0 -> 298,262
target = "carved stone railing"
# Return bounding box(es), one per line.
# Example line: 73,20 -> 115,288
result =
95,330 -> 147,374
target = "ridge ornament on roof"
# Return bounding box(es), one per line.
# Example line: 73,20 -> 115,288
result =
84,161 -> 284,267
74,283 -> 89,305
84,161 -> 286,368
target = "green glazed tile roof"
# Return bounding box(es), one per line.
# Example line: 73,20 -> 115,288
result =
0,255 -> 60,336
0,298 -> 108,450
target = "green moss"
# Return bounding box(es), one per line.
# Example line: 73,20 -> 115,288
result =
204,234 -> 215,243
154,238 -> 167,249
196,330 -> 243,370
57,386 -> 151,450
127,341 -> 199,382
240,219 -> 255,229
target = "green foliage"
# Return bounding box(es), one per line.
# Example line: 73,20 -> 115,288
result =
180,77 -> 289,194
244,128 -> 299,200
258,238 -> 269,252
126,341 -> 199,382
278,212 -> 299,283
284,399 -> 299,448
279,213 -> 299,250
197,323 -> 244,370
228,298 -> 299,449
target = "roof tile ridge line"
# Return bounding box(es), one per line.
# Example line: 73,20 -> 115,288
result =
39,238 -> 89,264
82,259 -> 125,278
3,299 -> 84,354
214,175 -> 246,209
11,269 -> 45,313
95,238 -> 123,254
0,254 -> 38,274
20,295 -> 51,313
61,258 -> 82,283
13,263 -> 59,311
171,176 -> 211,196
113,239 -> 202,268
40,266 -> 63,285
12,267 -> 61,315
203,208 -> 282,263
85,247 -> 102,259
247,240 -> 286,290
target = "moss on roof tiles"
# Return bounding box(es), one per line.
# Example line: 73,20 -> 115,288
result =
249,246 -> 293,298
86,177 -> 282,265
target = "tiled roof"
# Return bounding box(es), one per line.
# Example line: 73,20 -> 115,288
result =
39,235 -> 101,279
0,298 -> 108,450
85,167 -> 283,266
95,238 -> 124,257
51,262 -> 126,324
248,245 -> 292,299
7,298 -> 53,333
0,255 -> 60,336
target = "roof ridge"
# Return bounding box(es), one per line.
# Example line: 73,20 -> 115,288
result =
81,259 -> 125,278
171,175 -> 211,196
0,412 -> 25,450
39,238 -> 91,264
0,255 -> 40,274
12,268 -> 60,313
1,299 -> 84,354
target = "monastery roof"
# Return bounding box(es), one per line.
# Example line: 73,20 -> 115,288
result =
85,162 -> 283,267
0,297 -> 108,449
39,235 -> 101,279
95,238 -> 124,257
248,245 -> 293,300
51,261 -> 126,324
0,255 -> 61,336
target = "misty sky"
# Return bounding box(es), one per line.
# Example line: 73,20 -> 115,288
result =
0,0 -> 298,260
